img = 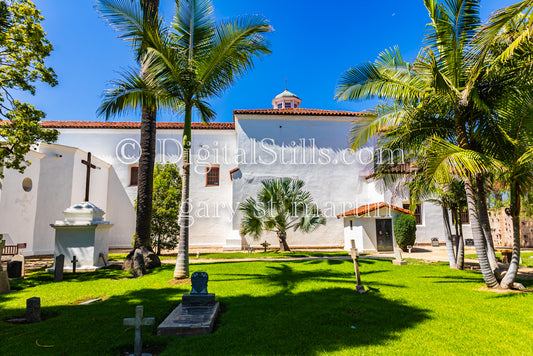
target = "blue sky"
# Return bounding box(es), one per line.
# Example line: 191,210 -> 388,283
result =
24,0 -> 517,123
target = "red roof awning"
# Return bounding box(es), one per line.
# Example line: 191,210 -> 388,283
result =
337,202 -> 413,219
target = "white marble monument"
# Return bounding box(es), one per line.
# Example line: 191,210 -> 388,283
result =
50,202 -> 113,271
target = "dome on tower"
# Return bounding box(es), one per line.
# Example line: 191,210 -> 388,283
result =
272,89 -> 302,109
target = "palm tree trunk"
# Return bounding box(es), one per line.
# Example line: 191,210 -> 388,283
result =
174,105 -> 192,279
456,211 -> 464,270
476,174 -> 501,277
123,0 -> 161,274
278,231 -> 290,252
453,209 -> 459,253
500,182 -> 521,289
465,178 -> 499,287
456,121 -> 498,287
442,206 -> 457,269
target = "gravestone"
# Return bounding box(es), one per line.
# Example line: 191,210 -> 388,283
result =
71,256 -> 78,274
0,236 -> 10,293
261,241 -> 271,252
123,305 -> 154,356
54,254 -> 65,282
12,254 -> 25,277
157,271 -> 220,336
392,235 -> 407,266
7,260 -> 22,279
26,297 -> 41,323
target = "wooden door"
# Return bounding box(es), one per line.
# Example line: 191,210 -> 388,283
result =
376,219 -> 393,251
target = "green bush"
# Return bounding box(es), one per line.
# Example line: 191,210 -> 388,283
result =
394,214 -> 417,251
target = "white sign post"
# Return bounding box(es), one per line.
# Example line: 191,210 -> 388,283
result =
350,240 -> 366,294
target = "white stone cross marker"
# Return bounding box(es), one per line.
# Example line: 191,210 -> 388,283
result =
350,240 -> 366,294
123,305 -> 155,356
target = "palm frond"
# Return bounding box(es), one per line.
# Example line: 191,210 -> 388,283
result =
198,15 -> 271,97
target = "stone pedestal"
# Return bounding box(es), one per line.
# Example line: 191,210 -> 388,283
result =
50,202 -> 113,272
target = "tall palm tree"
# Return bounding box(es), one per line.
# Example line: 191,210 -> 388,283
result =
97,0 -> 272,278
239,178 -> 326,252
335,0 -> 510,287
97,0 -> 162,274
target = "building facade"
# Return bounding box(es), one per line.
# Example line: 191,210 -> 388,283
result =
0,91 -> 462,255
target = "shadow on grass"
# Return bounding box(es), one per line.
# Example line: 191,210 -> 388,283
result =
7,264 -> 132,290
162,287 -> 430,355
0,262 -> 430,356
419,275 -> 484,283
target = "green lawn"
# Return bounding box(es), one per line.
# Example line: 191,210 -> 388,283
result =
1,259 -> 531,355
465,251 -> 533,267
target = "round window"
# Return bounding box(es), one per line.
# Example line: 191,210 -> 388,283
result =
22,177 -> 32,192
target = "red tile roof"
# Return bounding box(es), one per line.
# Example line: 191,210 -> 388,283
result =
233,108 -> 368,117
37,121 -> 235,130
365,163 -> 413,179
337,202 -> 413,219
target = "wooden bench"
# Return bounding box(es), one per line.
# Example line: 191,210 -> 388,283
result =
495,247 -> 513,264
1,243 -> 26,257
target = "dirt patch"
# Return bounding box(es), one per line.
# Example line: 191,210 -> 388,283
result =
168,278 -> 190,286
478,286 -> 533,293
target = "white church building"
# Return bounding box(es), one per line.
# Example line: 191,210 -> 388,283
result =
0,91 -> 469,256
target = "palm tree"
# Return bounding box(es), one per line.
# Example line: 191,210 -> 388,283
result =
477,84 -> 533,288
239,178 -> 326,252
335,0 -> 508,287
97,0 -> 162,274
97,0 -> 272,278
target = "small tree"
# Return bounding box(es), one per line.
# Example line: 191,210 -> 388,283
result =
135,163 -> 181,255
239,178 -> 326,252
393,214 -> 416,251
0,0 -> 58,177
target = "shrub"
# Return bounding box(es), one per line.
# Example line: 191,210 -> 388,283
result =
134,163 -> 181,254
394,214 -> 417,251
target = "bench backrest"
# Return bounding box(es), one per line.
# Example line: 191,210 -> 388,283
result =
2,245 -> 19,256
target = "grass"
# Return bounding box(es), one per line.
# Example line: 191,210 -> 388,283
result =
465,251 -> 533,267
1,259 -> 532,355
108,250 -> 350,262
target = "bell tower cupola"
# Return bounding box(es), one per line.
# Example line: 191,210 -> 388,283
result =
272,89 -> 301,109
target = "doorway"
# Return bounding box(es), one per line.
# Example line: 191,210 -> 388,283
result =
376,219 -> 393,251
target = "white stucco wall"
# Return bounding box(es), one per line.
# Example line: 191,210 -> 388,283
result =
233,114 -> 385,249
55,128 -> 237,249
0,150 -> 44,255
34,144 -> 111,255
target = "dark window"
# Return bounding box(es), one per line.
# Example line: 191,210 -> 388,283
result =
285,102 -> 292,108
206,167 -> 220,186
130,166 -> 139,186
350,220 -> 353,230
453,209 -> 470,224
460,209 -> 470,224
403,203 -> 422,225
277,103 -> 283,108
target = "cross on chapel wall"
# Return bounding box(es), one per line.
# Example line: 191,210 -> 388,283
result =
81,152 -> 100,202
